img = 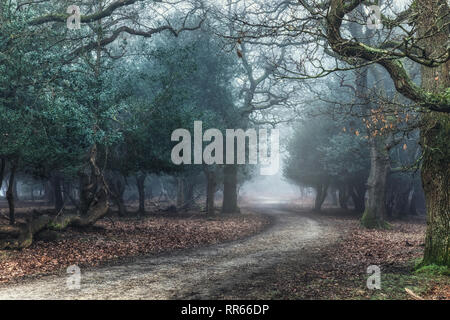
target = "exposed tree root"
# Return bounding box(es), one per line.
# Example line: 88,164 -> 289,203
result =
0,189 -> 109,250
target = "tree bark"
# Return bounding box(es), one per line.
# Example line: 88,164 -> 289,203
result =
350,182 -> 366,213
417,0 -> 450,267
0,146 -> 109,250
51,174 -> 64,212
12,175 -> 19,202
79,172 -> 95,215
44,181 -> 54,205
313,182 -> 329,212
361,137 -> 390,228
421,113 -> 450,267
136,174 -> 146,215
109,174 -> 126,217
222,165 -> 239,214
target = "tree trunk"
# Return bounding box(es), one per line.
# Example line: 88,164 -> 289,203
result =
361,137 -> 390,228
0,158 -> 5,191
421,113 -> 450,266
79,172 -> 95,216
206,170 -> 216,215
0,146 -> 109,250
417,0 -> 450,267
329,188 -> 338,206
12,175 -> 19,202
136,174 -> 146,215
222,165 -> 239,214
185,181 -> 194,203
109,175 -> 126,217
6,162 -> 17,225
313,182 -> 329,212
51,174 -> 64,212
338,184 -> 349,209
116,193 -> 126,217
44,181 -> 54,205
408,188 -> 419,216
350,182 -> 366,213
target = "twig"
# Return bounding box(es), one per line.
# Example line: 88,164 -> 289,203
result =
405,288 -> 424,300
106,216 -> 115,229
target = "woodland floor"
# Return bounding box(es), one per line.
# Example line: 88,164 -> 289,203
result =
0,204 -> 269,285
242,205 -> 450,300
0,200 -> 448,300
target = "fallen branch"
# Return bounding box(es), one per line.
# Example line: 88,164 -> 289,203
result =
405,288 -> 424,300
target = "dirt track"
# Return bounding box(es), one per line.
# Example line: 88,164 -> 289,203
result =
0,202 -> 340,299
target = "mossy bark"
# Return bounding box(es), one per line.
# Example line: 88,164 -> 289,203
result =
417,0 -> 450,266
420,113 -> 450,266
0,145 -> 109,250
0,187 -> 109,250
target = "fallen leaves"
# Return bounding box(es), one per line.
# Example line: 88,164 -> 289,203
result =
0,214 -> 268,284
251,207 -> 448,300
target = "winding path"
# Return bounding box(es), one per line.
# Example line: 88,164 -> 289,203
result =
0,201 -> 340,299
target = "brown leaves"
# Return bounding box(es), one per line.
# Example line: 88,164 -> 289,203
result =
0,215 -> 268,284
353,107 -> 416,138
262,206 -> 433,300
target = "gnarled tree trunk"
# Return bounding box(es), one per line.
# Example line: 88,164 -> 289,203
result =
0,145 -> 109,250
417,0 -> 450,267
79,171 -> 96,216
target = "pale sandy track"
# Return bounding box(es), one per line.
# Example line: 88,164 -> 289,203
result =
0,202 -> 340,300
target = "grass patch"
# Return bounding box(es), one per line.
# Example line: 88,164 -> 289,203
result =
415,264 -> 450,276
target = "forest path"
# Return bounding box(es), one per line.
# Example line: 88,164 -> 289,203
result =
0,201 -> 340,299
